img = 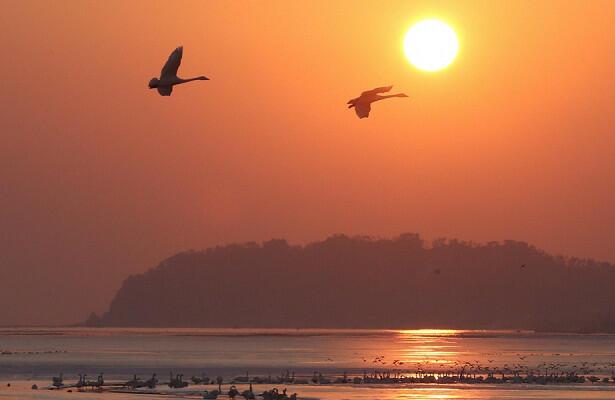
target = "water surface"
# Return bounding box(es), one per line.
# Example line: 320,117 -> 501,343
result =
1,328 -> 615,399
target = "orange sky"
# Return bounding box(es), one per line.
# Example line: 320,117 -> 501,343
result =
2,0 -> 615,325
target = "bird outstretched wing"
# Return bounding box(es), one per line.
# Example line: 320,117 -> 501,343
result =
354,102 -> 371,118
157,86 -> 173,96
361,85 -> 393,97
161,46 -> 183,79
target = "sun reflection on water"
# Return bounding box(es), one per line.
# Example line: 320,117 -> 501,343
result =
398,329 -> 460,336
396,395 -> 460,400
394,329 -> 461,368
394,387 -> 463,399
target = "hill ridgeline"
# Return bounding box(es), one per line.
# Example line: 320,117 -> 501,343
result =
93,234 -> 615,332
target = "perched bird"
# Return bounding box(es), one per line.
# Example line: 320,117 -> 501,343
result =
347,86 -> 408,118
228,385 -> 240,399
241,383 -> 255,400
203,390 -> 220,400
149,46 -> 209,96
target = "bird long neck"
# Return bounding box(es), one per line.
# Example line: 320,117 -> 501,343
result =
177,76 -> 207,84
376,93 -> 406,101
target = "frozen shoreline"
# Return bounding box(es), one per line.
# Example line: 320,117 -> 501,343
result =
4,379 -> 615,400
4,328 -> 615,399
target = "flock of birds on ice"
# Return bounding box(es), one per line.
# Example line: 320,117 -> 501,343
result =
148,46 -> 408,119
22,352 -> 615,399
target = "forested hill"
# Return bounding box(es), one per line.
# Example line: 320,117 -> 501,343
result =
93,234 -> 615,332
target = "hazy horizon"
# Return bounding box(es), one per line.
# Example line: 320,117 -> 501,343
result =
3,0 -> 615,326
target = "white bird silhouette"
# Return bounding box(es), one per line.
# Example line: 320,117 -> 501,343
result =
347,86 -> 408,118
149,46 -> 209,96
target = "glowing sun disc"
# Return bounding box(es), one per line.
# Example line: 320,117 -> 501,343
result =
404,19 -> 458,72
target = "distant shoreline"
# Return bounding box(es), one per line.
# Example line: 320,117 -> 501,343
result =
3,326 -> 615,335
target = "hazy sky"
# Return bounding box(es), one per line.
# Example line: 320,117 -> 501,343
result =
2,0 -> 615,325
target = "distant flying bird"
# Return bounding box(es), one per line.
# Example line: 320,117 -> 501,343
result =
149,46 -> 209,96
520,264 -> 526,269
347,86 -> 408,118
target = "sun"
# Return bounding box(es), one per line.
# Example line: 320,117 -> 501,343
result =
403,19 -> 459,72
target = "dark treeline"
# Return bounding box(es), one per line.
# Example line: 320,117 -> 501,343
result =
94,234 -> 615,332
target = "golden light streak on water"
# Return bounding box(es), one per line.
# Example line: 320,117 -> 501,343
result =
397,329 -> 460,336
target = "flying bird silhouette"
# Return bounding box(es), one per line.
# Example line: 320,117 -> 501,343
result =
347,86 -> 408,118
149,46 -> 209,96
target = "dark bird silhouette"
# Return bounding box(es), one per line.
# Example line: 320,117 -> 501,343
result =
228,385 -> 240,399
347,86 -> 408,118
204,389 -> 221,399
149,46 -> 209,96
145,373 -> 158,389
52,373 -> 63,388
